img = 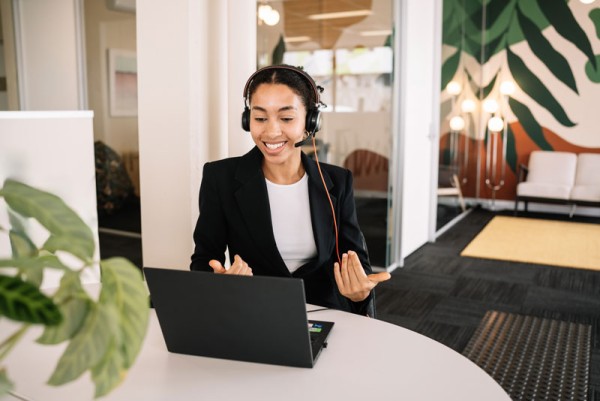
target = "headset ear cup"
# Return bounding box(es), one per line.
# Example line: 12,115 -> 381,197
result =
241,107 -> 250,131
305,108 -> 321,134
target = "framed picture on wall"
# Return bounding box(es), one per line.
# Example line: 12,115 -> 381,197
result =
108,49 -> 138,117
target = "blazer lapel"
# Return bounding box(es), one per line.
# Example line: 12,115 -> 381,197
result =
234,147 -> 289,275
302,153 -> 337,267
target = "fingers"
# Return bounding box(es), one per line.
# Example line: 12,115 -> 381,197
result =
208,259 -> 226,274
368,272 -> 391,284
209,256 -> 253,276
227,255 -> 253,276
333,251 -> 390,302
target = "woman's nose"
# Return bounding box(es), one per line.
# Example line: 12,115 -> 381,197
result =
265,119 -> 281,135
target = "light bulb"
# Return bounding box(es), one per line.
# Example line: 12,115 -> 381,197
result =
258,5 -> 280,26
263,9 -> 280,26
446,81 -> 462,95
449,116 -> 465,131
579,0 -> 595,4
488,116 -> 504,132
500,81 -> 516,95
483,98 -> 499,114
461,99 -> 476,113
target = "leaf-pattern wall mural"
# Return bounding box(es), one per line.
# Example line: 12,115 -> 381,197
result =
440,0 -> 600,201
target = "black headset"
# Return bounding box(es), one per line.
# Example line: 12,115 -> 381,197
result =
241,65 -> 323,134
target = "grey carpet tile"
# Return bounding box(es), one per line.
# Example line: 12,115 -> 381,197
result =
377,270 -> 456,294
376,287 -> 442,318
449,277 -> 529,305
536,267 -> 600,294
424,296 -> 505,327
414,321 -> 477,352
524,287 -> 600,317
458,262 -> 541,286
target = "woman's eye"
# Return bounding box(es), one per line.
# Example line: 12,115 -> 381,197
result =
254,117 -> 267,122
281,117 -> 294,122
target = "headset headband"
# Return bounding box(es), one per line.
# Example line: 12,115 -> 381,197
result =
242,65 -> 322,109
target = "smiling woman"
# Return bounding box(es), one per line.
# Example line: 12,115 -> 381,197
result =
190,65 -> 390,316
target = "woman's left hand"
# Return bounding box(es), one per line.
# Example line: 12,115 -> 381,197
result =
333,251 -> 391,302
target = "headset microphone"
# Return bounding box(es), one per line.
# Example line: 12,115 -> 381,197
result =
294,132 -> 315,148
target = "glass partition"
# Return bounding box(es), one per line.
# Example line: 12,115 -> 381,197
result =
257,0 -> 395,268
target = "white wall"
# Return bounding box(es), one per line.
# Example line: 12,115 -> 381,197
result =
0,111 -> 101,288
137,0 -> 255,269
395,0 -> 440,262
13,0 -> 84,110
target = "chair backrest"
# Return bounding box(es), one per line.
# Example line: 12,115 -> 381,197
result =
574,153 -> 600,186
526,151 -> 577,186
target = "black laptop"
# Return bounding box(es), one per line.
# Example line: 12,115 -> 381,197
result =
143,267 -> 334,368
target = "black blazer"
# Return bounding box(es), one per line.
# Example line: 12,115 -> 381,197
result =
190,146 -> 373,315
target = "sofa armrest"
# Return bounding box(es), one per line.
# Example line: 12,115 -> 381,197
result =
516,163 -> 529,184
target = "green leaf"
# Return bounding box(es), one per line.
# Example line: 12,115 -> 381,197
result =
0,179 -> 95,262
0,368 -> 14,396
441,49 -> 461,90
516,5 -> 578,93
100,258 -> 149,369
38,272 -> 92,345
43,234 -> 95,263
91,338 -> 125,398
508,96 -> 553,151
482,74 -> 498,99
47,302 -> 118,386
0,274 -> 62,325
0,254 -> 70,271
536,0 -> 596,69
9,230 -> 37,258
506,46 -> 576,127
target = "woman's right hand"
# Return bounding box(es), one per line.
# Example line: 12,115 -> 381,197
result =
209,254 -> 253,275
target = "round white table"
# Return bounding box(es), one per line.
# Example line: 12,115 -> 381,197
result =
3,304 -> 510,401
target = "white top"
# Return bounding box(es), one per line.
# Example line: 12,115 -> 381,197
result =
265,173 -> 317,273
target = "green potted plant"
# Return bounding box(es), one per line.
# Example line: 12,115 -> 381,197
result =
0,178 -> 149,398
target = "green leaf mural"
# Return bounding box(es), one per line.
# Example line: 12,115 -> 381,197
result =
506,46 -> 576,127
441,0 -> 598,156
516,4 -> 578,93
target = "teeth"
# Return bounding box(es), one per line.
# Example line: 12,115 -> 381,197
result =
265,142 -> 285,150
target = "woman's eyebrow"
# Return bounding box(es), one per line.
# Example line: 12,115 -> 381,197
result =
251,105 -> 297,112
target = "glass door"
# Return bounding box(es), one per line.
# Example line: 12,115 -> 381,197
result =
256,0 -> 395,268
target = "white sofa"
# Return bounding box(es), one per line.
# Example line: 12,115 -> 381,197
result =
514,151 -> 600,215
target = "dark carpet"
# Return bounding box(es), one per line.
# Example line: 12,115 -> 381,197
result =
376,207 -> 600,400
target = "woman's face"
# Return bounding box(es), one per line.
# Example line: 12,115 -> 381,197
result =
249,83 -> 306,167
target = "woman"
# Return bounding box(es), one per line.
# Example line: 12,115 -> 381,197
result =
190,65 -> 390,315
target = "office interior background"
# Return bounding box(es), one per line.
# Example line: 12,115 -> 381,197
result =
1,0 -> 599,398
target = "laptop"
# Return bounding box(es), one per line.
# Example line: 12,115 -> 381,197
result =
143,267 -> 334,368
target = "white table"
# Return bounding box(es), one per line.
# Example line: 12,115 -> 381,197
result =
3,305 -> 510,401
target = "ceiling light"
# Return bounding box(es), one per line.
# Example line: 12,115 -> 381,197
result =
499,81 -> 516,95
359,30 -> 392,37
258,4 -> 280,26
284,36 -> 311,43
308,10 -> 372,20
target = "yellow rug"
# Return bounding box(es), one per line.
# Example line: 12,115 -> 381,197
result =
461,216 -> 600,271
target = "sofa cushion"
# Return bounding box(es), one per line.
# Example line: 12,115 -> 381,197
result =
574,153 -> 600,186
570,186 -> 600,202
517,182 -> 572,200
525,151 -> 578,186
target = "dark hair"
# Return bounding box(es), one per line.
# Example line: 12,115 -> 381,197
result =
246,65 -> 316,111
